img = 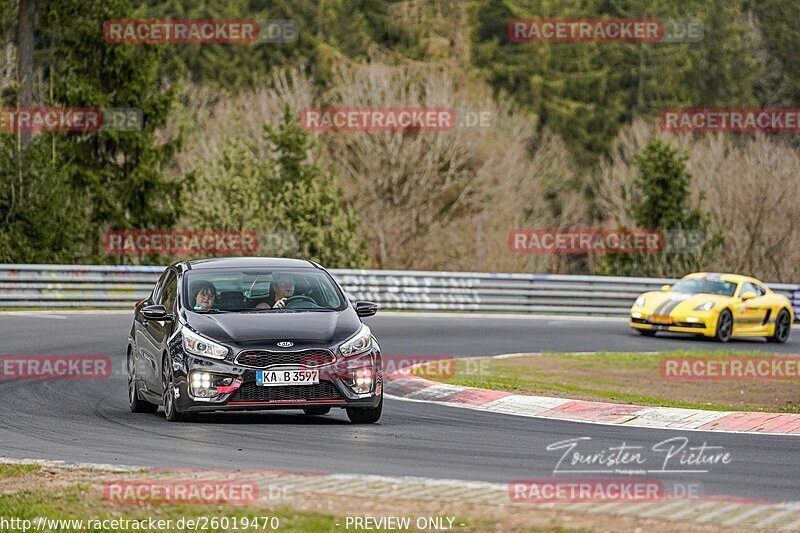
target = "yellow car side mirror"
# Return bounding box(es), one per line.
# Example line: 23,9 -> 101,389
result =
660,284 -> 671,292
741,291 -> 756,301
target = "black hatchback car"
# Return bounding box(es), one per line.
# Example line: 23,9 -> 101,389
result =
127,257 -> 382,423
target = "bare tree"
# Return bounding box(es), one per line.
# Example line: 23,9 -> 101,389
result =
166,68 -> 316,179
172,63 -> 588,272
595,119 -> 800,282
318,63 -> 586,270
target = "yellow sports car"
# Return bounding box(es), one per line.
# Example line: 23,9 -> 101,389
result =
630,272 -> 793,343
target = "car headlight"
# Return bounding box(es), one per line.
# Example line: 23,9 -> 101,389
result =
635,296 -> 646,307
181,326 -> 229,360
339,324 -> 373,357
693,301 -> 715,312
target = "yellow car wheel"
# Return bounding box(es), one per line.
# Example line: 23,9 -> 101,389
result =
714,310 -> 733,342
768,309 -> 791,344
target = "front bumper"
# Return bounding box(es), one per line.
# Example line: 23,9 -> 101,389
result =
629,310 -> 716,336
168,339 -> 382,413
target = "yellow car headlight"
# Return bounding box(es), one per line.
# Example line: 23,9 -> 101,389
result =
693,301 -> 715,312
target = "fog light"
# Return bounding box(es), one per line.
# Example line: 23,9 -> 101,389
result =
347,368 -> 373,394
356,368 -> 372,387
631,312 -> 643,319
189,371 -> 236,398
340,356 -> 377,395
686,316 -> 701,323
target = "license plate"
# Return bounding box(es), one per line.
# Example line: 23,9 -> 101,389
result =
256,369 -> 319,386
650,316 -> 672,324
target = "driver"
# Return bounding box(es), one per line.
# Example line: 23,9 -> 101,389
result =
255,273 -> 295,309
192,281 -> 217,311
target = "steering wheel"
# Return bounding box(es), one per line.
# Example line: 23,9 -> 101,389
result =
282,295 -> 318,308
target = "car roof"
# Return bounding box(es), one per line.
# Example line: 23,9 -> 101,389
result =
183,257 -> 317,270
683,272 -> 764,285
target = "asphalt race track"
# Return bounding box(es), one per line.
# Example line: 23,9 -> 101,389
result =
0,312 -> 798,503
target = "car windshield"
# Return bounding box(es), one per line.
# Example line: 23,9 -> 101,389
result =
671,278 -> 737,297
183,268 -> 346,312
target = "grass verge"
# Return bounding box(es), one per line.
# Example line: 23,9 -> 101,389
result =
0,466 -> 576,533
0,464 -> 41,477
0,484 -> 340,532
0,463 -> 729,533
419,350 -> 800,413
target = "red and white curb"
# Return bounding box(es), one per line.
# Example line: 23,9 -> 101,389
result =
384,356 -> 800,436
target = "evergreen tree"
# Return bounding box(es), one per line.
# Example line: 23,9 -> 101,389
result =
611,0 -> 705,117
744,0 -> 800,106
631,141 -> 703,229
1,0 -> 180,262
687,0 -> 760,107
0,134 -> 91,262
472,0 -> 626,166
470,0 -> 763,164
597,140 -> 720,277
136,0 -> 398,91
184,108 -> 368,268
37,0 -> 183,261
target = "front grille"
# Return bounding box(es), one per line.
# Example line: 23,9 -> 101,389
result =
634,316 -> 704,328
229,381 -> 343,402
234,349 -> 335,369
673,321 -> 705,328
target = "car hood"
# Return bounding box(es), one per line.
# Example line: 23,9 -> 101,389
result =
639,291 -> 733,314
183,309 -> 362,350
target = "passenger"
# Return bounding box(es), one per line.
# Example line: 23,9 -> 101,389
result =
192,281 -> 217,311
255,273 -> 295,309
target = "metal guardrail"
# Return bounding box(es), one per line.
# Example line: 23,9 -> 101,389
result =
1,264 -> 799,316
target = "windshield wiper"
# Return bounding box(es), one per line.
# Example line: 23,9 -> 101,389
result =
240,308 -> 298,313
193,308 -> 230,314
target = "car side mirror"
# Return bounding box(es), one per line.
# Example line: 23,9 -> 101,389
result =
741,292 -> 756,301
142,304 -> 172,321
661,285 -> 671,292
355,301 -> 378,318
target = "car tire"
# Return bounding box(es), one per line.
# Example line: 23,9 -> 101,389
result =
128,351 -> 158,414
715,310 -> 733,342
162,355 -> 194,422
303,407 -> 331,416
346,395 -> 382,424
637,330 -> 657,337
768,309 -> 792,344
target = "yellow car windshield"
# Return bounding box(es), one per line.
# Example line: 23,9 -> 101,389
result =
671,279 -> 736,297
